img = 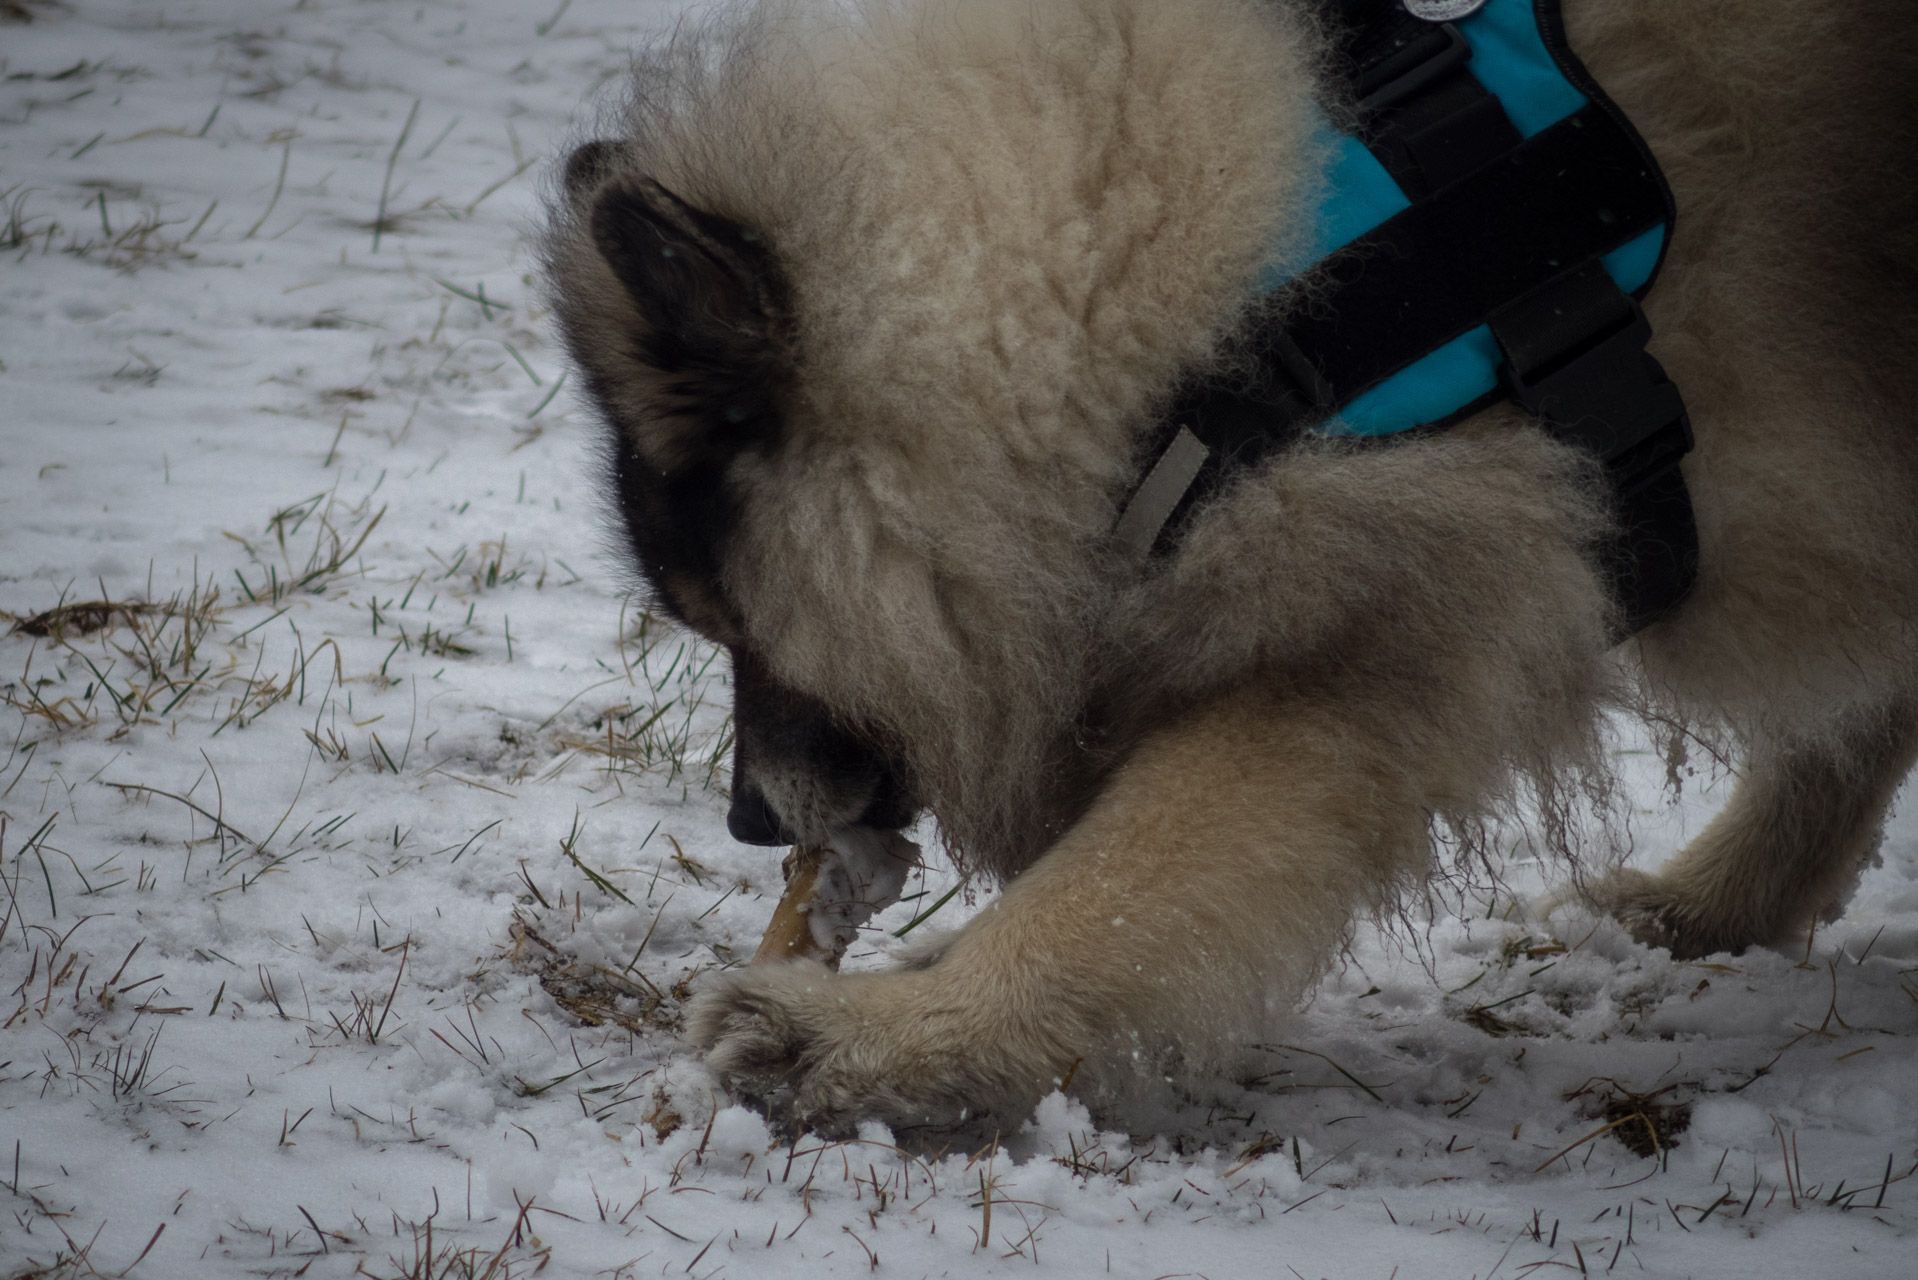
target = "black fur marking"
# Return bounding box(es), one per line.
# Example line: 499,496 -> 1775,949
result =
606,423 -> 739,626
727,648 -> 918,844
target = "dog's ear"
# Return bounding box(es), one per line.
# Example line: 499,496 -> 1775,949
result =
588,177 -> 790,459
563,139 -> 619,203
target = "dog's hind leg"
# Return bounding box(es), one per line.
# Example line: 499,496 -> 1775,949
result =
688,688 -> 1435,1135
1588,701 -> 1918,959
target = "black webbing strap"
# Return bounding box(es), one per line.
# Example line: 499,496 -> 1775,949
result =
1135,0 -> 1698,635
1293,105 -> 1668,401
1491,262 -> 1695,633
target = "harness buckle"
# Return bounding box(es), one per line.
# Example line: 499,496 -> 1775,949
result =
1494,276 -> 1691,488
1356,23 -> 1471,114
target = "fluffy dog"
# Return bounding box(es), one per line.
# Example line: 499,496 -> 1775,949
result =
541,0 -> 1918,1133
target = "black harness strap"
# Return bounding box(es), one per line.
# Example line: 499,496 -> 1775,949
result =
1295,105 -> 1669,401
1135,0 -> 1698,636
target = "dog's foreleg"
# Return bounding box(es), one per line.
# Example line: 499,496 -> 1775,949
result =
692,689 -> 1433,1132
941,689 -> 1435,1093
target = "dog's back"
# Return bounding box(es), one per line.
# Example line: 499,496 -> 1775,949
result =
1573,0 -> 1918,738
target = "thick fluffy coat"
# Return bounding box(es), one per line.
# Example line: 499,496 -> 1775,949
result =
542,0 -> 1918,1132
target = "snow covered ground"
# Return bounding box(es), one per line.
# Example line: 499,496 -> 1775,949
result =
2,2 -> 1914,1277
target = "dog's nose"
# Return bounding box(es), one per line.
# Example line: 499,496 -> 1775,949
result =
726,781 -> 793,846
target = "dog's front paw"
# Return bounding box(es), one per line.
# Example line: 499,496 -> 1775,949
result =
685,961 -> 832,1125
687,962 -> 1044,1137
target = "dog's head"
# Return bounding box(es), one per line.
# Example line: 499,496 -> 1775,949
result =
541,0 -> 1324,873
546,154 -> 919,848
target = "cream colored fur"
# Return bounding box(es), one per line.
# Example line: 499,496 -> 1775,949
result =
543,0 -> 1918,1133
698,687 -> 1439,1123
1592,702 -> 1918,956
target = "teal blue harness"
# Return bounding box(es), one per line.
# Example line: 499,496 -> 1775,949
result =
1120,0 -> 1696,633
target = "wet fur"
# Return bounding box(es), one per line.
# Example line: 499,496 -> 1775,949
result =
542,0 -> 1918,1133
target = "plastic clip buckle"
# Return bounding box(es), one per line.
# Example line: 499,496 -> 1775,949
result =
1357,23 -> 1471,113
1501,293 -> 1690,485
